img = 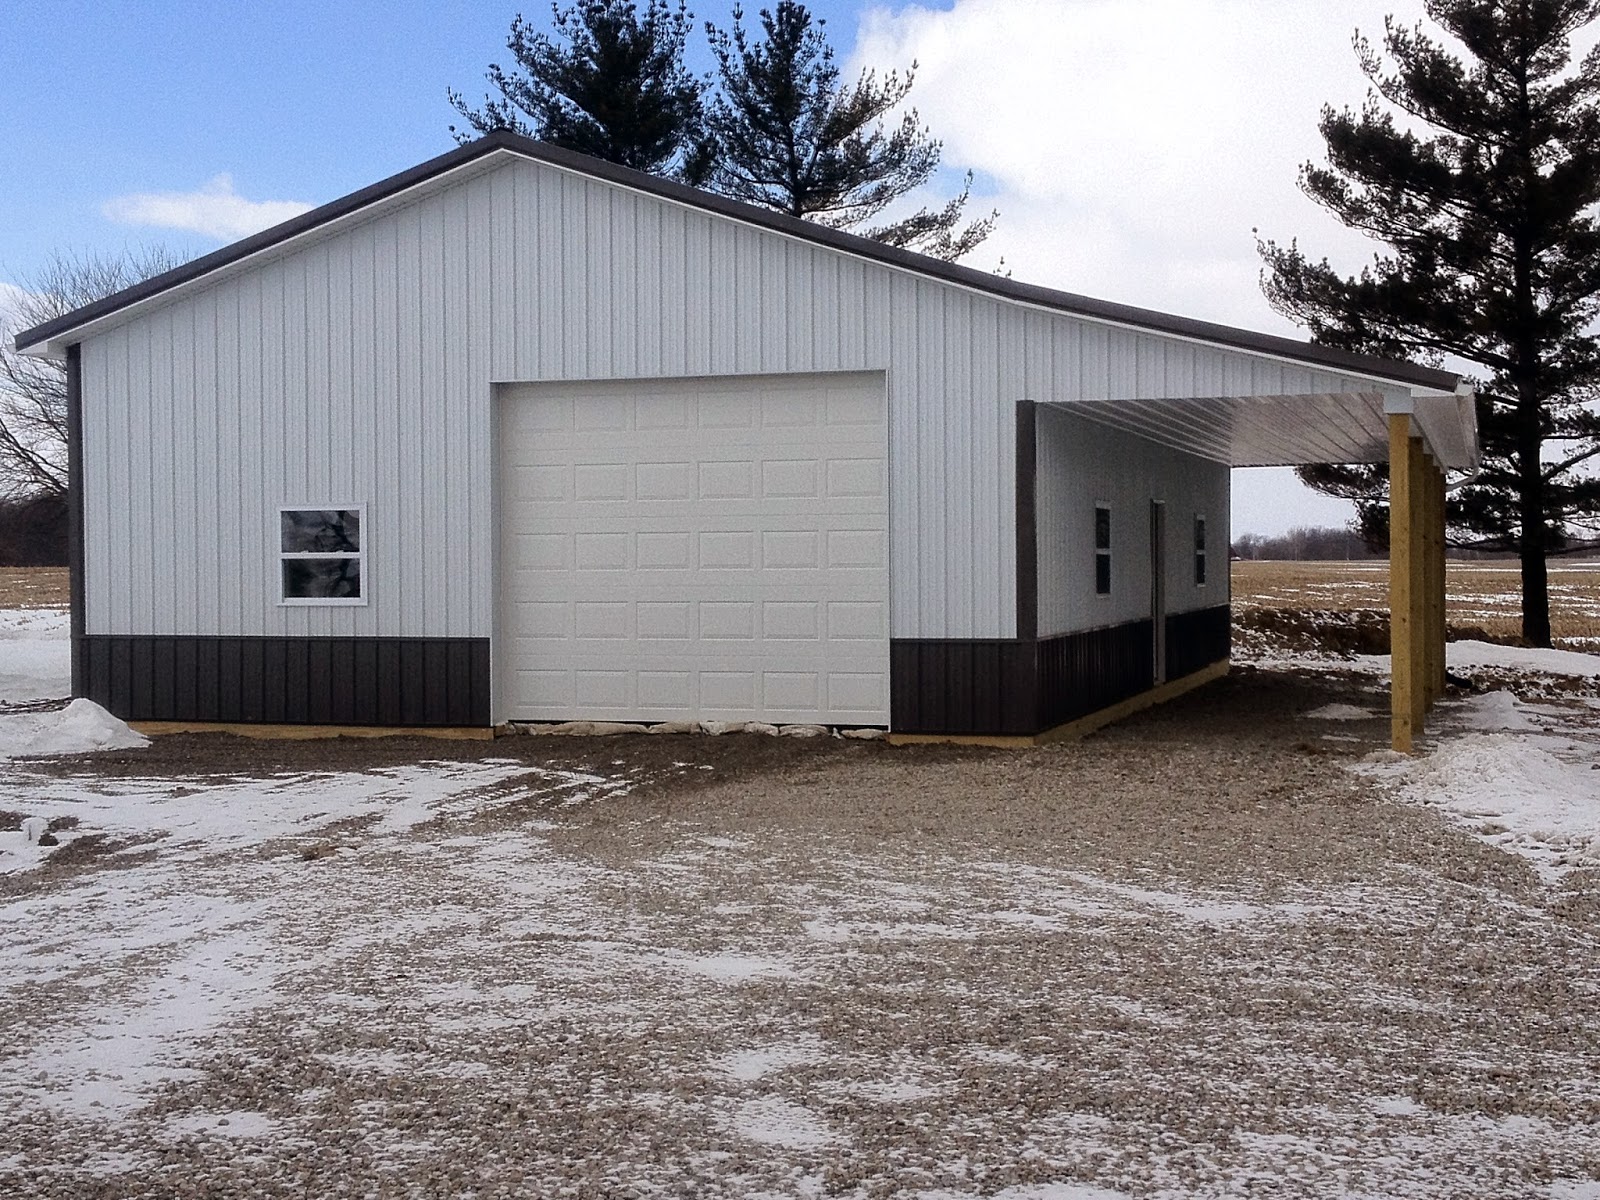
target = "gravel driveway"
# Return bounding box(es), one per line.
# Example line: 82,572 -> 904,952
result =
2,667 -> 1598,1198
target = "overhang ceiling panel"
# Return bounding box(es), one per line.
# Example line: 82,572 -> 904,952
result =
1052,389 -> 1475,471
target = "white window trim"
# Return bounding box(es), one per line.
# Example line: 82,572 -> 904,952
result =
1093,500 -> 1112,598
1194,513 -> 1208,587
278,504 -> 368,607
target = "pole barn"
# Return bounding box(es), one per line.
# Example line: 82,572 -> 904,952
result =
15,133 -> 1476,748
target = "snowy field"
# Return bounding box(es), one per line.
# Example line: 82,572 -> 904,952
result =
1233,558 -> 1600,647
3,606 -> 1600,1197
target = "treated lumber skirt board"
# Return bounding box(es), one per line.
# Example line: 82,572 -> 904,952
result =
887,661 -> 1230,748
889,605 -> 1231,738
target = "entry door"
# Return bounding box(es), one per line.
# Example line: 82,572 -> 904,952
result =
497,372 -> 890,727
1149,500 -> 1167,685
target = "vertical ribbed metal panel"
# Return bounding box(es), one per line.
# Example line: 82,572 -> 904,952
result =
1035,405 -> 1230,638
78,151 -> 1384,645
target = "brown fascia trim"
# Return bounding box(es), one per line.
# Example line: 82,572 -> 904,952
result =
12,130 -> 1461,393
1014,400 -> 1038,643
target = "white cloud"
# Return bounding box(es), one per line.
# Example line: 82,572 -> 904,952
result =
102,174 -> 313,242
848,0 -> 1562,535
849,0 -> 1436,326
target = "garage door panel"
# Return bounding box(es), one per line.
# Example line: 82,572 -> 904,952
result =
635,394 -> 693,429
573,533 -> 631,570
637,601 -> 693,639
635,532 -> 694,569
699,601 -> 756,640
827,601 -> 886,640
509,533 -> 570,569
762,601 -> 819,639
499,372 -> 889,725
701,671 -> 756,711
827,529 -> 887,568
638,671 -> 694,708
699,461 -> 754,499
574,396 -> 630,431
826,459 -> 885,498
761,460 -> 821,498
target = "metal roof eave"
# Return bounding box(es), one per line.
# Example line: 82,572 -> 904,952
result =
11,130 -> 1462,398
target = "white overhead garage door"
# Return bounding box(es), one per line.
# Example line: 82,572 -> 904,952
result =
497,372 -> 890,726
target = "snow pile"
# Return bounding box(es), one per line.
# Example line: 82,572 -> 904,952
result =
1305,703 -> 1375,721
0,698 -> 148,759
0,607 -> 71,703
1448,640 -> 1600,677
1394,733 -> 1600,881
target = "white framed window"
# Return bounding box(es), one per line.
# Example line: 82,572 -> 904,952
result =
1094,502 -> 1112,596
1194,514 -> 1208,586
279,506 -> 366,605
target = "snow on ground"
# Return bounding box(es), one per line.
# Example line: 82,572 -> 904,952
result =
3,604 -> 1599,1195
9,750 -> 1597,1196
1382,730 -> 1600,881
1355,684 -> 1600,881
0,607 -> 70,703
1243,630 -> 1600,881
1447,639 -> 1600,677
0,756 -> 601,1117
0,607 -> 137,762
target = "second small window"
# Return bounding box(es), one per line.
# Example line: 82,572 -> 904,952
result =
1094,503 -> 1112,595
1194,514 -> 1207,586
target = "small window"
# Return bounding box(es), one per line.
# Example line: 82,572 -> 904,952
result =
1194,514 -> 1207,586
1094,503 -> 1112,595
280,507 -> 365,605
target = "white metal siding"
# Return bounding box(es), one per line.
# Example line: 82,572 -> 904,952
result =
1035,405 -> 1230,637
497,373 -> 889,725
80,150 -> 1377,641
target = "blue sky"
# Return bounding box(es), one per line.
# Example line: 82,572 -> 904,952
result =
0,0 -> 871,275
4,0 -> 1472,534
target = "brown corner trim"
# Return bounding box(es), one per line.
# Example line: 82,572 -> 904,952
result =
1015,400 -> 1038,643
65,344 -> 84,699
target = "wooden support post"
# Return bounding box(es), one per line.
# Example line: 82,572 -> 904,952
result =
1389,414 -> 1423,752
1421,456 -> 1441,710
1408,435 -> 1428,732
1431,462 -> 1448,701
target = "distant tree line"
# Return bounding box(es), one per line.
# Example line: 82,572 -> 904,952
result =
1230,527 -> 1382,562
0,494 -> 66,567
1231,525 -> 1548,562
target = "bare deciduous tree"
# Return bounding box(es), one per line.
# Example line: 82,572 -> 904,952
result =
0,248 -> 182,500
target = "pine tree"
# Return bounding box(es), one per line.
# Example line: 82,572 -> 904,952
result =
450,0 -> 709,181
1259,0 -> 1600,646
699,1 -> 994,261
